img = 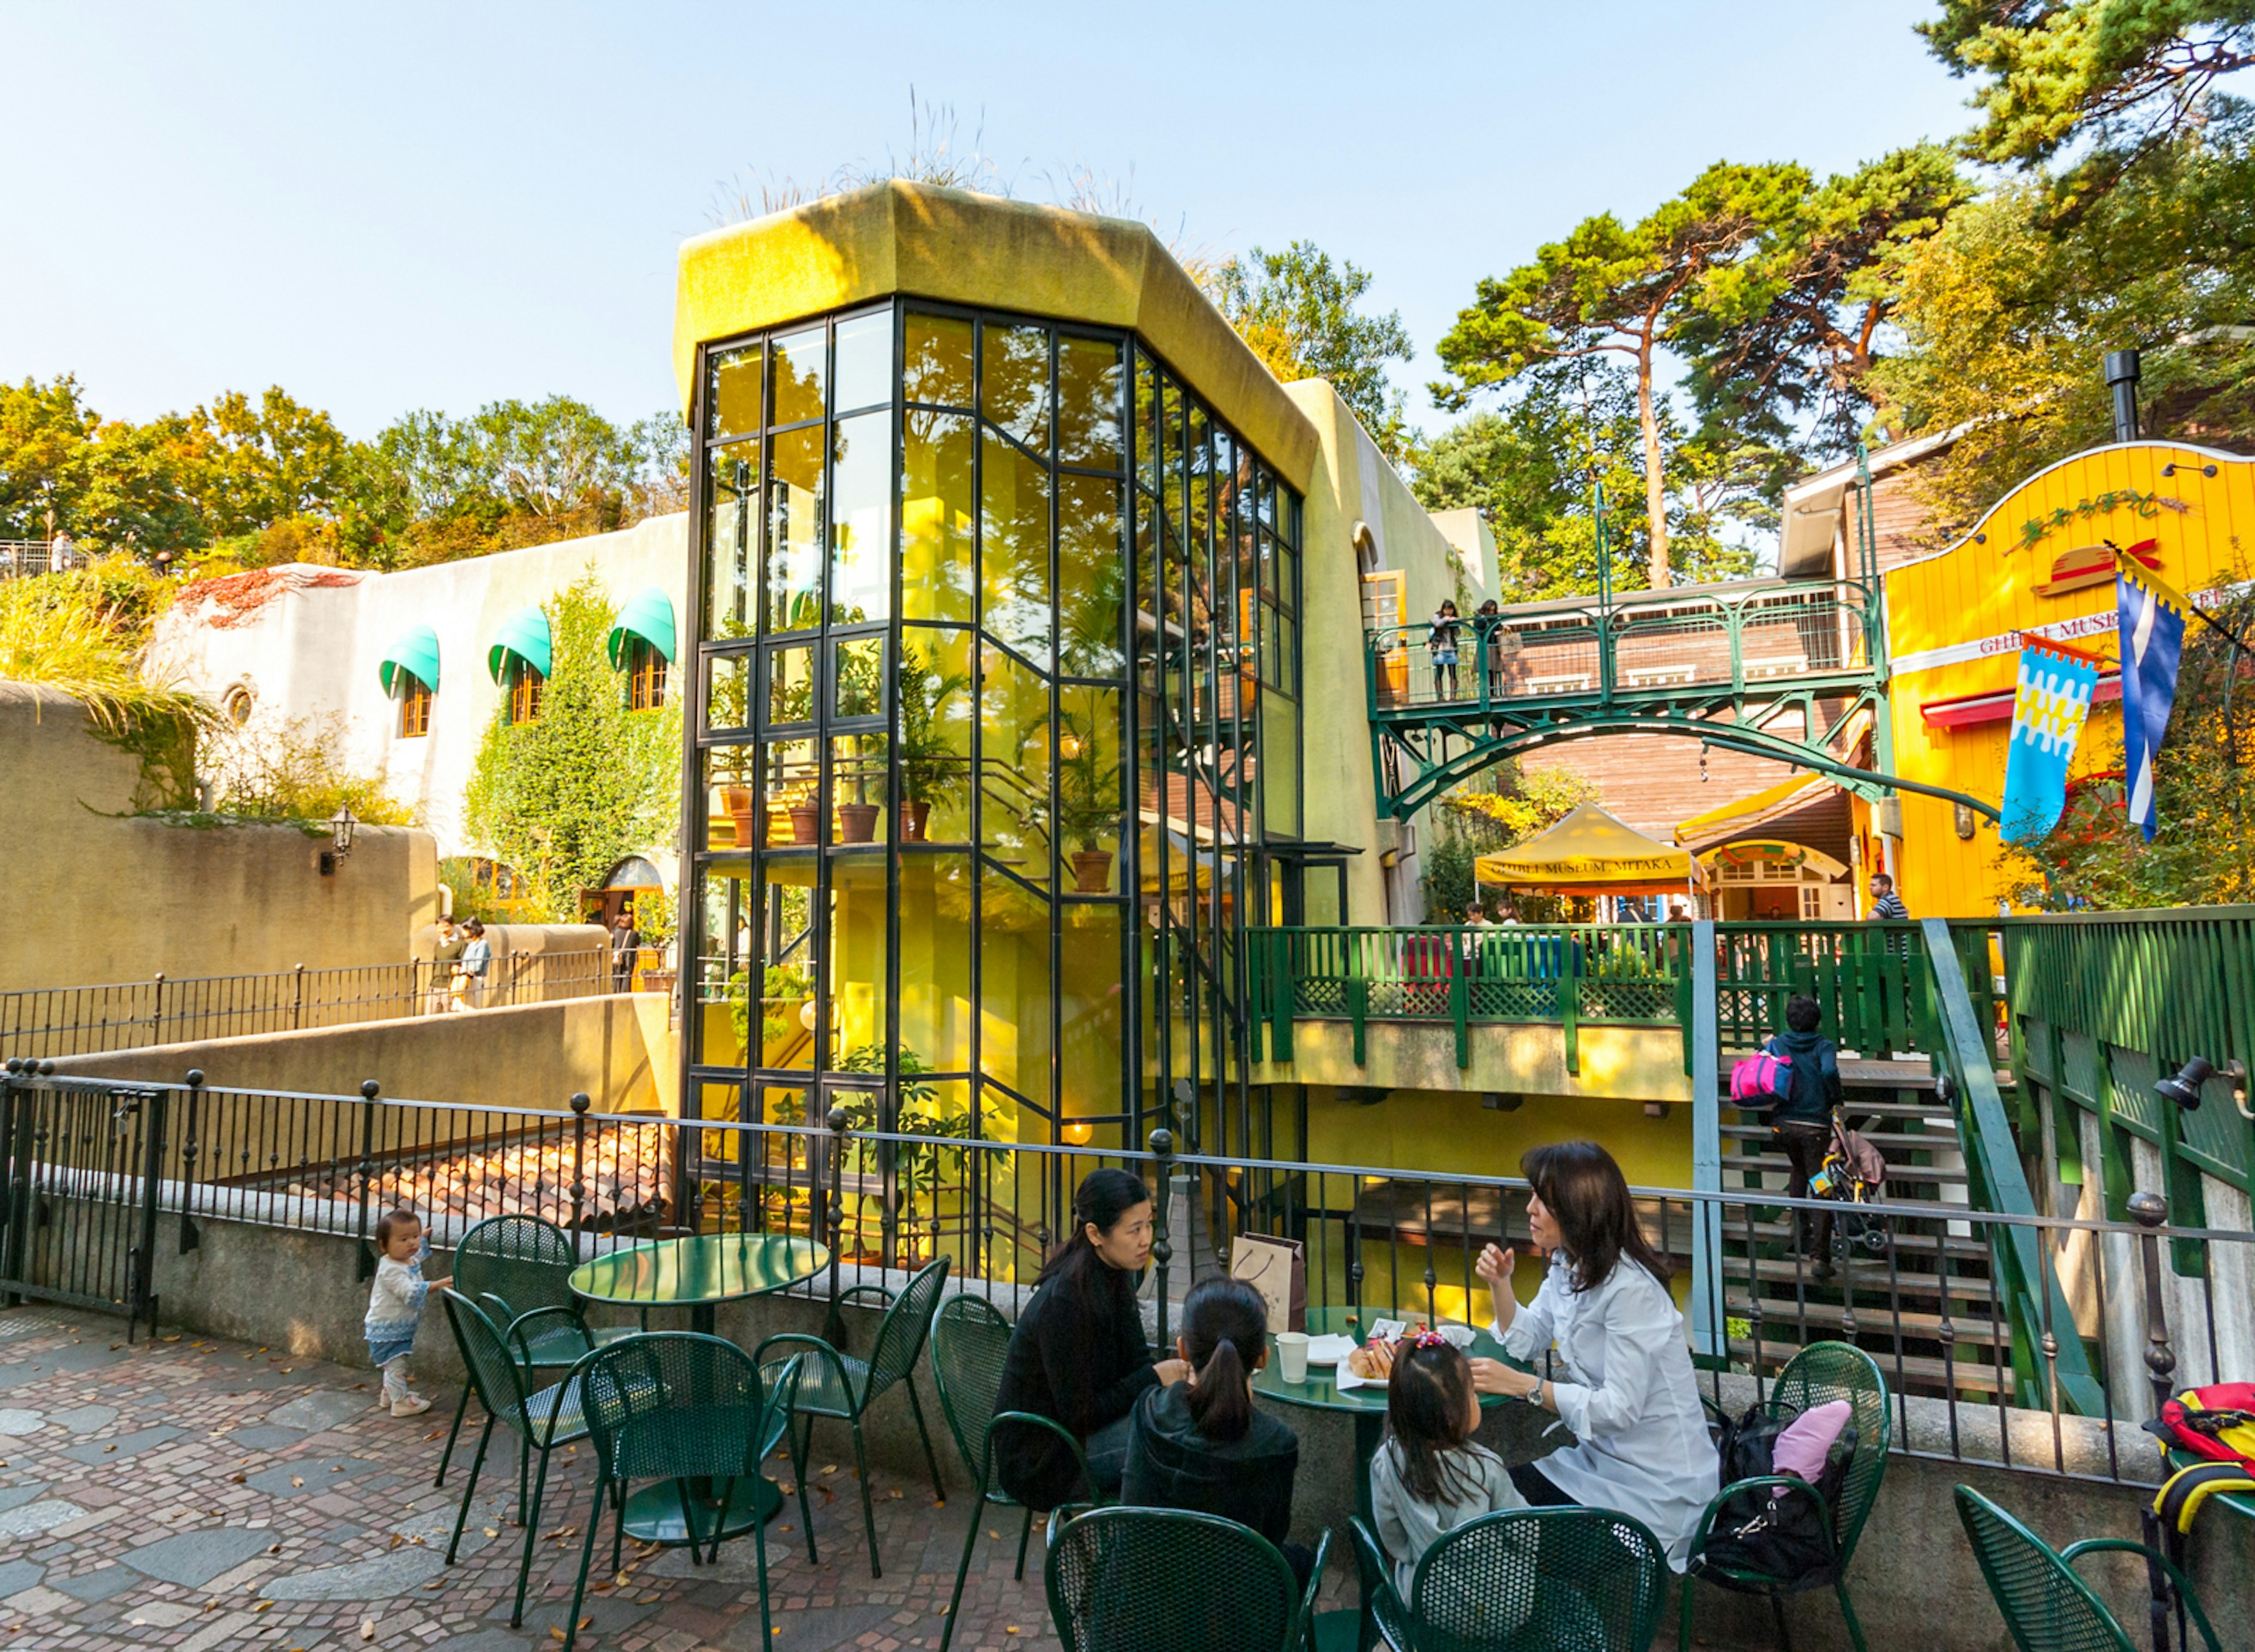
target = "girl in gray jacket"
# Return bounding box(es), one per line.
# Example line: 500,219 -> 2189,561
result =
1368,1331 -> 1524,1596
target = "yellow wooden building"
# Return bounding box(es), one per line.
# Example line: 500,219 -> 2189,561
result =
1879,441 -> 2254,916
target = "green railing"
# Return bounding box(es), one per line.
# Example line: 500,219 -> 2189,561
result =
1247,925 -> 1692,1074
1997,908 -> 2255,1263
1923,919 -> 2106,1415
1710,920 -> 2005,1064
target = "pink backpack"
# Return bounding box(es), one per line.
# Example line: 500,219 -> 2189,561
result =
1730,1050 -> 1795,1106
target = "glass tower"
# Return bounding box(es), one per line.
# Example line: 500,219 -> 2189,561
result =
683,298 -> 1302,1273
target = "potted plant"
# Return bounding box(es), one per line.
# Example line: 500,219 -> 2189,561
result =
896,642 -> 969,843
1054,709 -> 1120,893
783,780 -> 821,845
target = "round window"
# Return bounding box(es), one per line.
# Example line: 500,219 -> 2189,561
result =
223,685 -> 254,726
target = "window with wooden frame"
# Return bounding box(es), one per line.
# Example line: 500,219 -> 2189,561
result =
625,636 -> 668,711
508,662 -> 544,725
396,674 -> 433,738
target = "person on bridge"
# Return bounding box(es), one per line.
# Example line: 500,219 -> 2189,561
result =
1466,1140 -> 1717,1570
1428,601 -> 1462,699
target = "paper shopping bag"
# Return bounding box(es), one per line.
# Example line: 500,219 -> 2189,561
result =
1229,1232 -> 1307,1333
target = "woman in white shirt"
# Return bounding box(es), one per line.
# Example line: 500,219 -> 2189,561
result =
1466,1140 -> 1718,1570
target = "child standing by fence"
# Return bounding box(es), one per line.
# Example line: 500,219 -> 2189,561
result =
365,1207 -> 449,1417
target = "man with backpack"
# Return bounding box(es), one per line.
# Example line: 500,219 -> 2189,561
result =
1767,994 -> 1843,1276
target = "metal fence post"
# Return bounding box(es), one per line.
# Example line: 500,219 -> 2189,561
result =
0,1061 -> 16,1301
355,1079 -> 380,1281
2129,1190 -> 2178,1418
292,964 -> 305,1031
1149,1127 -> 1175,1351
149,972 -> 165,1049
568,1092 -> 590,1237
824,1103 -> 849,1347
130,1084 -> 167,1341
177,1068 -> 203,1254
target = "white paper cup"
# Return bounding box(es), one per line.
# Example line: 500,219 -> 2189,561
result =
1275,1331 -> 1310,1385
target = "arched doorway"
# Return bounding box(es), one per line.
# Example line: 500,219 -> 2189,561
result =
585,856 -> 664,929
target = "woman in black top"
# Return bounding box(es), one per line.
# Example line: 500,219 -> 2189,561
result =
1123,1276 -> 1310,1585
993,1169 -> 1189,1509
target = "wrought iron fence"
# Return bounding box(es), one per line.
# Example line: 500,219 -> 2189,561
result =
0,1062 -> 2236,1488
0,950 -> 620,1059
0,540 -> 72,580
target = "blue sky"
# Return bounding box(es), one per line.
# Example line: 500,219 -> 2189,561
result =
2,2 -> 1976,443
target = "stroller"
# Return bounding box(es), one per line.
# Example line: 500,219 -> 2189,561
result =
1807,1112 -> 1890,1257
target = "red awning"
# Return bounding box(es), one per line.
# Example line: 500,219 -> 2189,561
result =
1921,673 -> 2121,730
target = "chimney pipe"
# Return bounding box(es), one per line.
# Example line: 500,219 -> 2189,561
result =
2105,349 -> 2142,443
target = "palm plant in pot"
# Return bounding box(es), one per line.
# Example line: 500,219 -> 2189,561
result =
1054,707 -> 1120,892
896,642 -> 968,842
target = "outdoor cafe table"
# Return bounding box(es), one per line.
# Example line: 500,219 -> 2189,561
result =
568,1232 -> 829,1547
1253,1306 -> 1542,1652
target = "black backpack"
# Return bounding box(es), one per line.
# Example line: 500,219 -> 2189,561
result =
1697,1399 -> 1857,1585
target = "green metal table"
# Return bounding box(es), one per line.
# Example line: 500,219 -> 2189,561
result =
569,1233 -> 829,1549
1253,1307 -> 1536,1652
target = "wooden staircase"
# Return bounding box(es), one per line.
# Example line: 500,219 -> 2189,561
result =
1713,1052 -> 2019,1397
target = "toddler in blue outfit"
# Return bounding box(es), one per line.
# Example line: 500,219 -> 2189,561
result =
365,1207 -> 449,1417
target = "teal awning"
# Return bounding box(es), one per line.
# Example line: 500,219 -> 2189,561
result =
379,624 -> 440,695
607,586 -> 676,668
488,604 -> 553,683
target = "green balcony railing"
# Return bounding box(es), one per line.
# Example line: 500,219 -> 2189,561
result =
1247,924 -> 1692,1074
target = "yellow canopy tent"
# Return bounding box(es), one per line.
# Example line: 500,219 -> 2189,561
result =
1474,804 -> 1704,897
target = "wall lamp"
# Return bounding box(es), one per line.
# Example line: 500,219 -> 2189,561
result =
2154,1056 -> 2251,1120
319,805 -> 359,876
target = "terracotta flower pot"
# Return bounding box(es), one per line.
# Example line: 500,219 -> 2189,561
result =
837,802 -> 880,843
787,804 -> 821,845
720,785 -> 755,849
900,799 -> 932,842
1071,849 -> 1115,893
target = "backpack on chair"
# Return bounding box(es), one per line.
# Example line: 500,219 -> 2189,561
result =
2139,1384 -> 2255,1651
1698,1398 -> 1858,1586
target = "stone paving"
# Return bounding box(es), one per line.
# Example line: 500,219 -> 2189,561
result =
0,1306 -> 1362,1651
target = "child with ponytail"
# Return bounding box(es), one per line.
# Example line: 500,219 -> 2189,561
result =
1369,1331 -> 1523,1595
1122,1276 -> 1311,1584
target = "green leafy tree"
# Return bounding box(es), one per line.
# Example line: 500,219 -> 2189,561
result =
1680,145 -> 1972,457
1412,363 -> 1758,596
463,571 -> 682,921
180,388 -> 355,538
1920,1 -> 2255,186
1870,120 -> 2255,534
1209,241 -> 1415,459
1420,825 -> 1479,923
1435,162 -> 1810,585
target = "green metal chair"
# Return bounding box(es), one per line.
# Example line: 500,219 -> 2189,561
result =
1679,1340 -> 1891,1652
1046,1506 -> 1330,1652
438,1289 -> 592,1629
753,1254 -> 952,1579
930,1293 -> 1109,1652
1350,1505 -> 1670,1651
557,1333 -> 811,1652
435,1214 -> 633,1489
1954,1485 -> 2222,1652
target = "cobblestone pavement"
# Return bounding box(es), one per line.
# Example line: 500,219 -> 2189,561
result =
0,1306 -> 1361,1651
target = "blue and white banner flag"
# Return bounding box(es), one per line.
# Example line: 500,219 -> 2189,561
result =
2001,637 -> 2102,845
2118,564 -> 2189,842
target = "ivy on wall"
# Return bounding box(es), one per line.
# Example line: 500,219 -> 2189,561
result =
463,568 -> 681,921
